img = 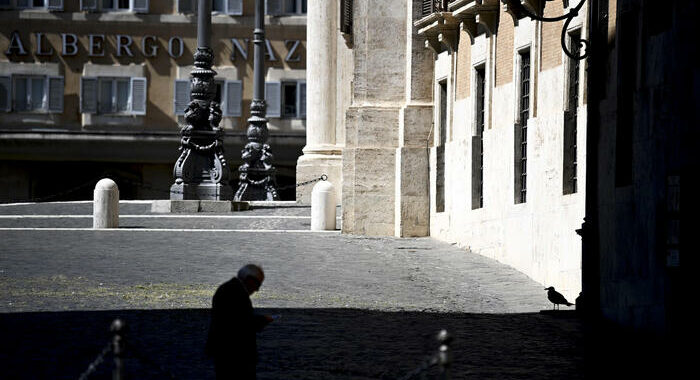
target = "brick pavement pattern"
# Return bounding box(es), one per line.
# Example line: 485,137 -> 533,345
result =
0,202 -> 582,379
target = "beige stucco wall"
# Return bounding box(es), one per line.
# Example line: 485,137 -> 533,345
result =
0,5 -> 306,133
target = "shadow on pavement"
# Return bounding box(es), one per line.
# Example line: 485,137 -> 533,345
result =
0,308 -> 583,379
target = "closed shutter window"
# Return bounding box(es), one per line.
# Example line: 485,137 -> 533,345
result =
48,76 -> 64,113
224,80 -> 242,117
297,80 -> 306,118
81,77 -> 98,113
227,0 -> 242,15
80,0 -> 97,11
0,76 -> 10,112
130,77 -> 147,115
132,0 -> 149,13
177,0 -> 193,13
48,0 -> 63,11
266,0 -> 283,15
265,81 -> 281,117
174,79 -> 190,115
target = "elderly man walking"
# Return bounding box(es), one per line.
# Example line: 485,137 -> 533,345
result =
206,264 -> 273,379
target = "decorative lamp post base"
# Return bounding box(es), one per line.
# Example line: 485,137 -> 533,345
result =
170,182 -> 233,201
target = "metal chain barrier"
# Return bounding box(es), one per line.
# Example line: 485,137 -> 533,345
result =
399,330 -> 452,380
1,173 -> 329,204
77,342 -> 112,380
0,173 -> 111,204
116,174 -> 328,195
277,174 -> 327,191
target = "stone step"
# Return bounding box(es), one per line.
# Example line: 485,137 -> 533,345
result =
0,215 -> 341,231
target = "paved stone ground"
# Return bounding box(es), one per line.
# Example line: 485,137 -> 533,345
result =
0,202 -> 583,379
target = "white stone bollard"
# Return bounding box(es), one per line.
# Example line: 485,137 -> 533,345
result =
93,178 -> 119,229
311,181 -> 336,231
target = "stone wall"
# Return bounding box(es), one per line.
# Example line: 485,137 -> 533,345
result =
427,1 -> 588,301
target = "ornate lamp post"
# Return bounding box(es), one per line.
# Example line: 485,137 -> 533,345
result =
234,0 -> 279,201
170,0 -> 233,200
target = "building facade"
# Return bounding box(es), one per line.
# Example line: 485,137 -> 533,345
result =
302,0 -> 586,302
0,0 -> 307,201
301,0 -> 691,354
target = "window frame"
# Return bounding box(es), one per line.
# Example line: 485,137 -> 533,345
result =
81,0 -> 148,13
13,0 -> 63,10
515,48 -> 531,204
266,79 -> 305,119
97,77 -> 131,115
266,0 -> 307,16
12,75 -> 47,113
81,75 -> 146,116
4,74 -> 63,114
179,0 -> 242,15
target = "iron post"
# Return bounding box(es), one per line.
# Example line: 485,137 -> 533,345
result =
234,0 -> 279,201
170,0 -> 233,200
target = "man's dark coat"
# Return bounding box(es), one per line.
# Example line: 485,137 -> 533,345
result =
206,277 -> 267,379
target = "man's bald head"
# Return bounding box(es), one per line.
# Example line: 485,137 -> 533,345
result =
238,264 -> 264,295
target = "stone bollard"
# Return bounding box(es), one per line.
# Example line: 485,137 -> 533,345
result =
93,178 -> 119,229
311,180 -> 336,230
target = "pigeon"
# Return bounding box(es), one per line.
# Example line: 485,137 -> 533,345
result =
545,287 -> 574,310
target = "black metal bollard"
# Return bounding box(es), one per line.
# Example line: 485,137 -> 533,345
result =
111,319 -> 126,380
436,330 -> 452,380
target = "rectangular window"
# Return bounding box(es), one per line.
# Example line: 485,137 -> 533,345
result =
515,50 -> 530,204
15,76 -> 44,112
5,75 -> 63,113
173,79 -> 242,117
563,31 -> 581,195
179,0 -> 241,14
266,0 -> 306,15
81,76 -> 146,115
472,66 -> 485,210
265,80 -> 306,119
436,80 -> 447,213
83,0 -> 147,12
282,82 -> 297,118
16,0 -> 63,9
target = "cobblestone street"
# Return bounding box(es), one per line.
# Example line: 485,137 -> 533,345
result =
0,202 -> 583,379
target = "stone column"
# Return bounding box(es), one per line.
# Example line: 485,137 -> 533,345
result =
295,0 -> 343,204
394,0 -> 434,237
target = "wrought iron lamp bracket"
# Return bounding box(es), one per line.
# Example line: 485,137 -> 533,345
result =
511,0 -> 589,60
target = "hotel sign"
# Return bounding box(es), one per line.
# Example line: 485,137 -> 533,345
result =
4,31 -> 302,62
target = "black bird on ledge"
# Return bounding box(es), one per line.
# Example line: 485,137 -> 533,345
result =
545,287 -> 574,310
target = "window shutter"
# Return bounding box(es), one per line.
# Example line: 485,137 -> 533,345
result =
80,0 -> 97,10
132,0 -> 149,13
224,80 -> 242,117
265,81 -> 281,117
17,0 -> 29,7
340,0 -> 353,34
48,76 -> 64,113
0,76 -> 10,112
178,0 -> 193,13
174,79 -> 190,115
130,77 -> 147,115
80,77 -> 97,113
227,0 -> 242,15
265,0 -> 283,15
297,80 -> 306,118
48,0 -> 63,11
